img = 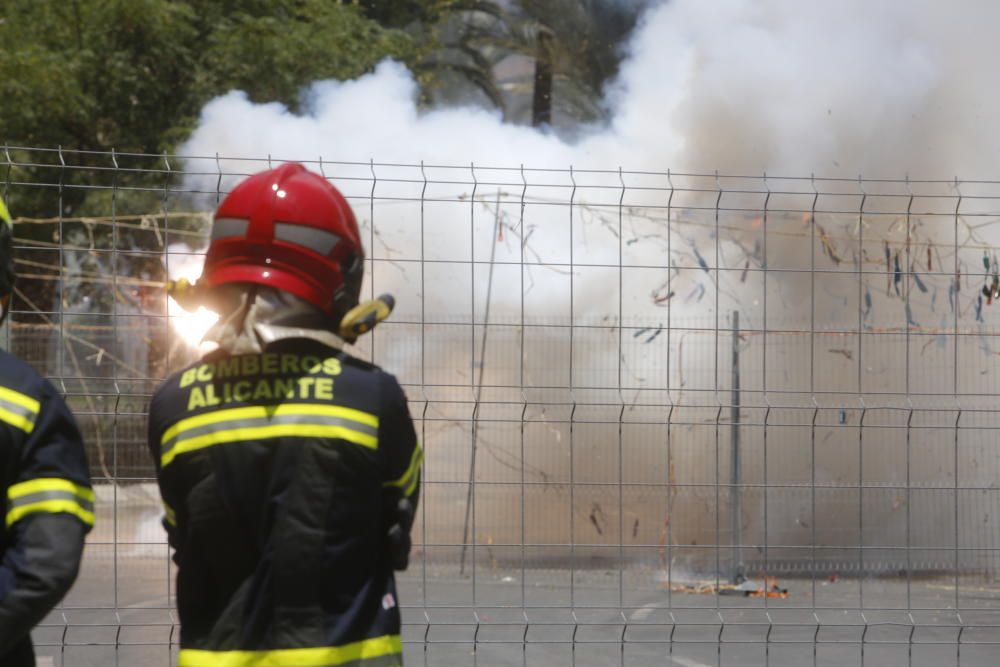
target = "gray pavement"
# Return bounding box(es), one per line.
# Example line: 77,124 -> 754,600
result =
29,494 -> 1000,665
32,556 -> 1000,666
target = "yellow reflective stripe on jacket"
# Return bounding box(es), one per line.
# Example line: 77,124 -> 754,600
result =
0,386 -> 40,434
0,198 -> 11,226
9,477 -> 95,502
6,477 -> 96,528
162,403 -> 378,445
0,386 -> 40,414
177,633 -> 402,667
161,403 -> 379,468
0,406 -> 34,434
163,424 -> 377,467
383,444 -> 423,498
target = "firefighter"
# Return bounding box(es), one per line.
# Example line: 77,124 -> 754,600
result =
0,198 -> 95,666
150,163 -> 421,667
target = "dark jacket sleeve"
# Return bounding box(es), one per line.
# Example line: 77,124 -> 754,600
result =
0,515 -> 86,655
378,373 -> 422,571
0,382 -> 92,655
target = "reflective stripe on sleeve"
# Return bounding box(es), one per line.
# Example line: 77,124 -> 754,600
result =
161,403 -> 379,468
6,477 -> 95,528
383,444 -> 423,498
0,386 -> 40,434
177,634 -> 402,667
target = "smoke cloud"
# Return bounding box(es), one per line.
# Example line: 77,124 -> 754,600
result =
182,0 -> 1000,178
174,0 -> 1000,566
175,0 -> 1000,375
176,0 -> 1000,364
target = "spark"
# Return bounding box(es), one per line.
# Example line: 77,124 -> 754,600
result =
166,249 -> 218,350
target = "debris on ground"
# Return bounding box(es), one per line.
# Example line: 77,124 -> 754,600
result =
668,576 -> 789,599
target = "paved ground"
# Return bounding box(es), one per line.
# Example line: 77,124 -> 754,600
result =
27,496 -> 1000,666
33,556 -> 1000,666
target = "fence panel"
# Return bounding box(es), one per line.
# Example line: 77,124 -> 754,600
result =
3,146 -> 1000,665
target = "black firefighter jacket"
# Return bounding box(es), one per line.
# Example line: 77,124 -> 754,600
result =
0,349 -> 94,667
148,339 -> 422,667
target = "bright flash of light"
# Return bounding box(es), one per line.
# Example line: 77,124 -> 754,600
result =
166,248 -> 218,350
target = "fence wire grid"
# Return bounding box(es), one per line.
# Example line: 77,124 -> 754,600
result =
3,145 -> 1000,666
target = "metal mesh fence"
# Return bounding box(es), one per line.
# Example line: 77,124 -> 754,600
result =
3,145 -> 1000,665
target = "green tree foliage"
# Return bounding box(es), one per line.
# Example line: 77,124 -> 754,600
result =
190,1 -> 415,116
355,0 -> 452,28
1,0 -> 415,157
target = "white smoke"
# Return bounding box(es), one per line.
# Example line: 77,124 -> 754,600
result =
174,0 -> 1000,560
182,0 -> 1000,178
182,0 -> 1000,360
177,0 -> 1000,374
619,0 -> 999,177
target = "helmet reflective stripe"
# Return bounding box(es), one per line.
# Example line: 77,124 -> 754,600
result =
210,217 -> 249,240
210,217 -> 342,256
273,222 -> 340,256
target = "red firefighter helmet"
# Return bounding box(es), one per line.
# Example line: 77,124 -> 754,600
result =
200,163 -> 364,320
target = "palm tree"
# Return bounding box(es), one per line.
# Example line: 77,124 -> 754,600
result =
408,0 -> 652,127
508,0 -> 653,126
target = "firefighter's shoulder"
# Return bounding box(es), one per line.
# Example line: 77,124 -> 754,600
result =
148,356 -> 197,411
338,350 -> 381,375
0,348 -> 55,427
0,350 -> 54,401
335,349 -> 407,394
0,347 -> 49,390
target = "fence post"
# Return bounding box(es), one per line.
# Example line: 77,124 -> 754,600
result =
730,310 -> 744,583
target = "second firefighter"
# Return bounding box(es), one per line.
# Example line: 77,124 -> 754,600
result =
148,163 -> 421,667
